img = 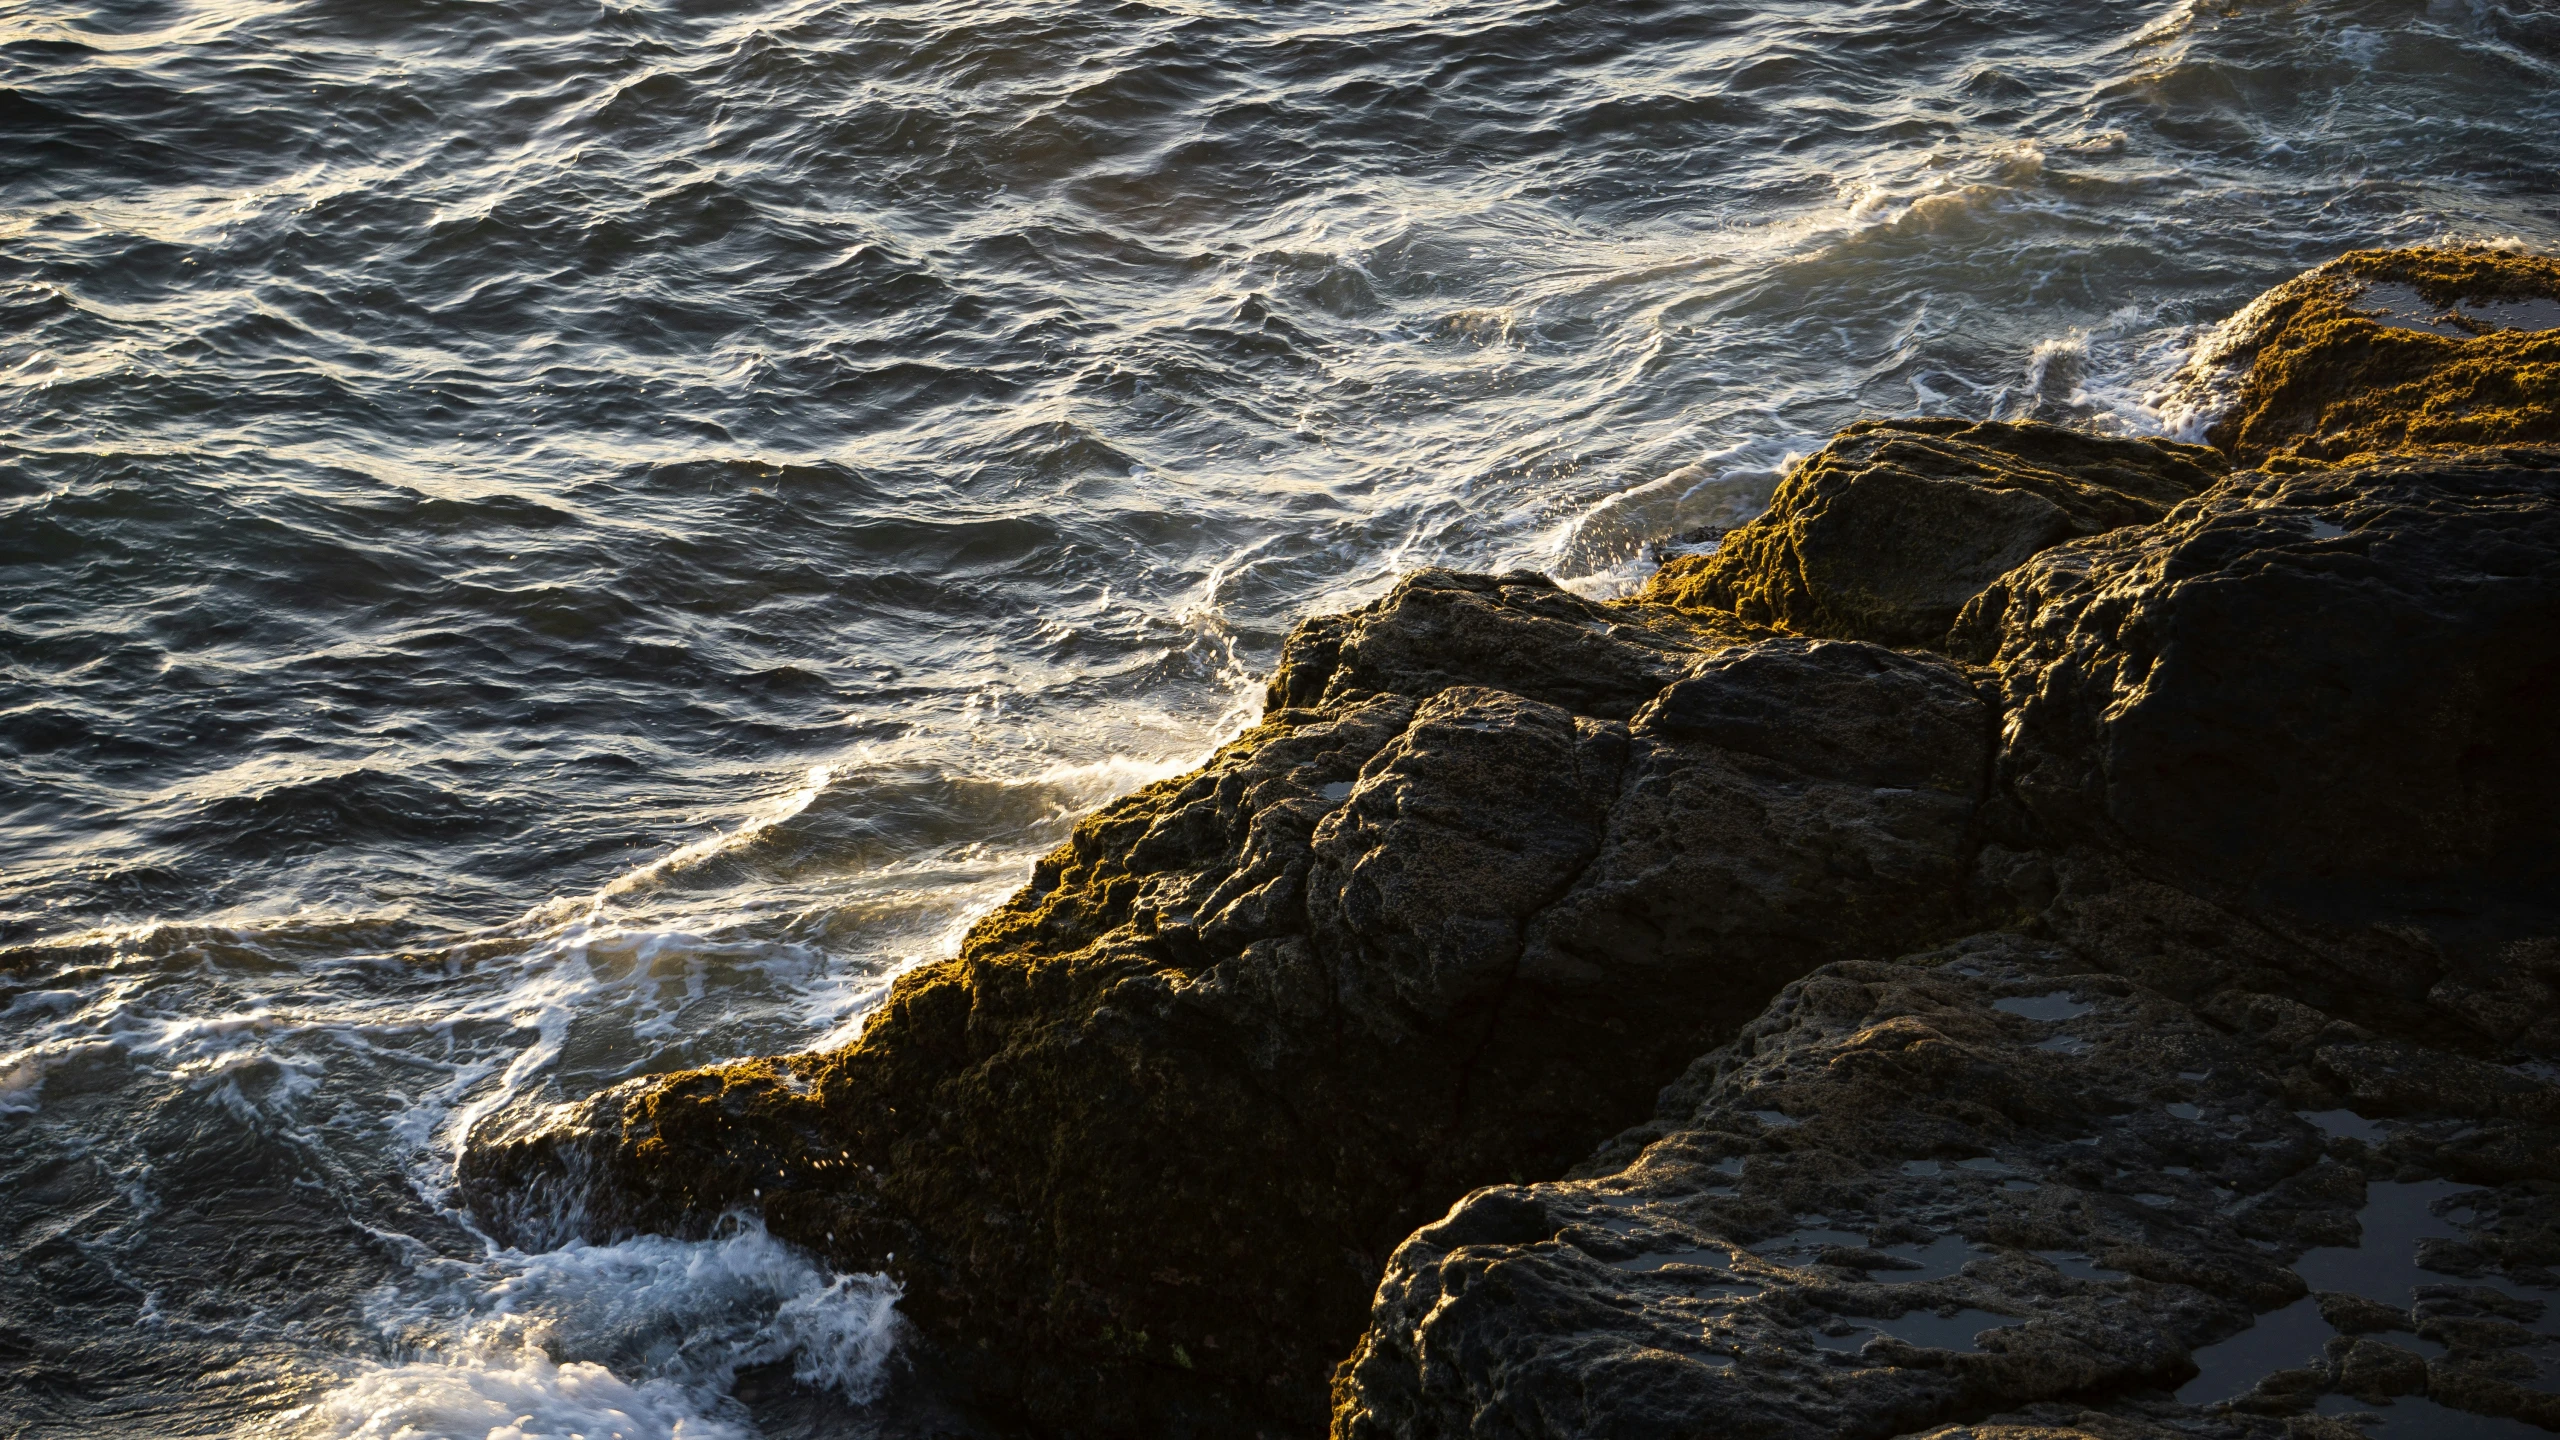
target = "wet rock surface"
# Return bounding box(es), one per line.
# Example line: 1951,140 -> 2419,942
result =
1330,252 -> 2560,1440
1644,419 -> 2225,647
1331,939 -> 2560,1440
462,249 -> 2560,1439
1950,449 -> 2560,938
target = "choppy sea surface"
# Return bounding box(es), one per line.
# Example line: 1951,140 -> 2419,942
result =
3,0 -> 2557,1433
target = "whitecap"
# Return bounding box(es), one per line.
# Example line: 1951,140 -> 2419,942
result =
298,1221 -> 901,1440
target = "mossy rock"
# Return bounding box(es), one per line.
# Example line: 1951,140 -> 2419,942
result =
1641,419 -> 2224,647
2203,246 -> 2560,466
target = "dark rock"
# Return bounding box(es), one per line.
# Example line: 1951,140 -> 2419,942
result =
2425,1350 -> 2560,1433
1642,419 -> 2223,646
1950,451 -> 2560,998
1334,330 -> 2560,1437
462,574 -> 1991,1436
1266,568 -> 1764,719
1333,938 -> 2336,1440
2330,1337 -> 2428,1401
466,249 -> 2560,1440
2312,1292 -> 2407,1335
1329,938 -> 2560,1440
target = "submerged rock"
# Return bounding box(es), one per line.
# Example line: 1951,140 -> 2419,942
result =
463,571 -> 1993,1435
1644,419 -> 2225,647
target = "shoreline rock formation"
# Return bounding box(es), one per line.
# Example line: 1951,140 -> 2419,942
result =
460,246 -> 2560,1440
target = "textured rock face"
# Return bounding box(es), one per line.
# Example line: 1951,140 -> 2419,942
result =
2195,247 -> 2560,466
1951,451 -> 2560,931
462,571 -> 1993,1435
1332,936 -> 2560,1440
1330,259 -> 2560,1440
1642,420 -> 2225,646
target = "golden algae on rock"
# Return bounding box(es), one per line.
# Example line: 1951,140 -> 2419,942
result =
1641,419 -> 2225,647
2200,246 -> 2560,466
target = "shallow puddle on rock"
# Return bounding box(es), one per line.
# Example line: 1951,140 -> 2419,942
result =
1318,781 -> 1354,802
2468,296 -> 2560,331
2296,1181 -> 2502,1309
2036,1034 -> 2092,1054
1749,1108 -> 1799,1127
1812,1308 -> 2019,1355
2318,1393 -> 2554,1438
2034,1250 -> 2125,1280
1612,1246 -> 1746,1278
2300,1108 -> 2387,1141
2188,1181 -> 2557,1408
1778,1228 -> 1869,1249
1873,1234 -> 1975,1282
1996,992 -> 2094,1021
1752,1227 -> 1868,1264
2341,281 -> 2560,339
2180,1294 -> 2332,1404
2346,281 -> 2475,337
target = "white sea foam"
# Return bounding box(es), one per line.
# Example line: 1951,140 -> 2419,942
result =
300,1353 -> 734,1440
298,1222 -> 901,1440
1548,434 -> 1816,597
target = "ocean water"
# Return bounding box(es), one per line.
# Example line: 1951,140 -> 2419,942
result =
4,0 -> 2558,1433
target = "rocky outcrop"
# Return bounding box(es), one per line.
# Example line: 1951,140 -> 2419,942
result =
463,248 -> 2560,1440
1332,935 -> 2560,1440
1328,251 -> 2560,1439
2190,247 -> 2560,466
1949,449 -> 2560,964
1642,420 -> 2225,647
462,572 -> 1997,1436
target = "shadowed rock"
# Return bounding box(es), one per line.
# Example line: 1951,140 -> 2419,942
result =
461,570 -> 1990,1436
1642,419 -> 2224,646
1334,254 -> 2560,1440
1334,938 -> 2315,1440
1951,450 -> 2560,939
464,251 -> 2560,1440
1331,936 -> 2560,1440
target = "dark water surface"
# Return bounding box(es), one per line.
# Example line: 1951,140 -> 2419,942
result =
5,0 -> 2558,1433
